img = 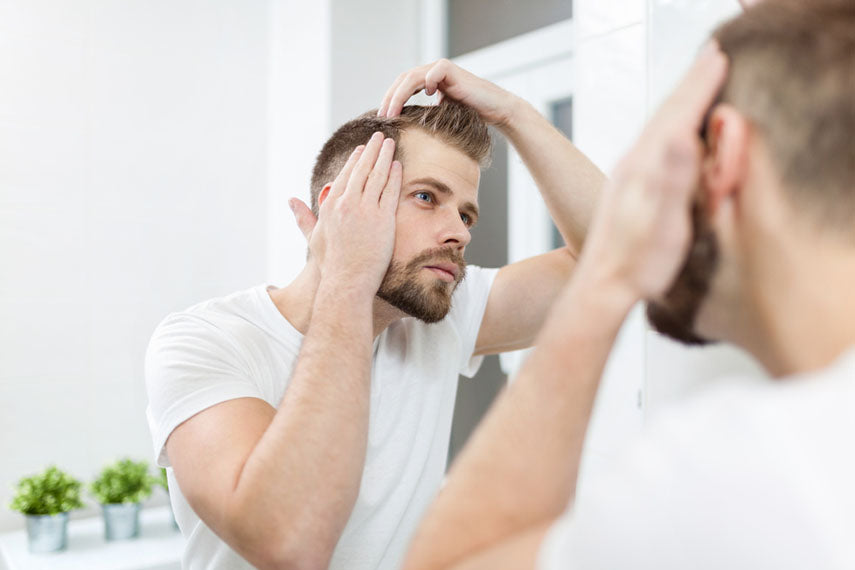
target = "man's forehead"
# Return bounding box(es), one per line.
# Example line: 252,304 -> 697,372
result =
398,129 -> 481,202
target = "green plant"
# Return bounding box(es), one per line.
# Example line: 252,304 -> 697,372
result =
91,459 -> 155,505
155,468 -> 169,492
9,465 -> 84,516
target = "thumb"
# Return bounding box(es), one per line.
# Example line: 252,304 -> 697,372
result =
289,198 -> 317,241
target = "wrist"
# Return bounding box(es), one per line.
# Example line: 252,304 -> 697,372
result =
565,263 -> 640,321
316,274 -> 378,306
494,96 -> 532,134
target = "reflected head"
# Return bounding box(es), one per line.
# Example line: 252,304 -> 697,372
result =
713,0 -> 855,235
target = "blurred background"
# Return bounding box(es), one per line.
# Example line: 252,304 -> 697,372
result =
1,0 -> 764,542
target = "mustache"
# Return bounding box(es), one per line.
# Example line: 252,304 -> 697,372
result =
405,247 -> 466,274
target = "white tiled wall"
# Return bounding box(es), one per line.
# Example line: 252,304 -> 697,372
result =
0,0 -> 270,531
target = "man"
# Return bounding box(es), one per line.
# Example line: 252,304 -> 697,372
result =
398,1 -> 855,568
145,69 -> 604,567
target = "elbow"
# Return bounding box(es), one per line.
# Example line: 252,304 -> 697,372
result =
253,546 -> 333,570
225,511 -> 335,570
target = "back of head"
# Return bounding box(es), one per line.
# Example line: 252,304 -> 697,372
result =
309,100 -> 491,215
713,0 -> 855,236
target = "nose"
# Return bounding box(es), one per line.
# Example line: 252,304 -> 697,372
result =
439,208 -> 471,253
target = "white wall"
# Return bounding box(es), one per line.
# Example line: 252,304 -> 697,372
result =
330,0 -> 423,127
266,0 -> 331,285
0,0 -> 270,531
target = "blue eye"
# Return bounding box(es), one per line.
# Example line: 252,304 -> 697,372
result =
460,212 -> 471,225
415,191 -> 433,203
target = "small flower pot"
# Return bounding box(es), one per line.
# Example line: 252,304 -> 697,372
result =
102,502 -> 141,540
25,512 -> 69,553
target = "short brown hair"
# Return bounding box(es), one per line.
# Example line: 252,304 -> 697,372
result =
309,100 -> 491,215
713,0 -> 855,235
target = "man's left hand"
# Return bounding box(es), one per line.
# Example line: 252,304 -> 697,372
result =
378,59 -> 519,127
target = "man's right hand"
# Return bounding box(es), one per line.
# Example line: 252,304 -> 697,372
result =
291,132 -> 402,297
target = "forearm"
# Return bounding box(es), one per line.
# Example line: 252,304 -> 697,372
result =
404,269 -> 636,570
229,279 -> 375,568
499,100 -> 606,255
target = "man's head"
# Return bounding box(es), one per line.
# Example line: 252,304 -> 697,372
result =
310,101 -> 492,323
647,0 -> 855,344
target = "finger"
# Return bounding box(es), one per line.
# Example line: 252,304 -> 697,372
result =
344,132 -> 385,199
379,71 -> 408,117
386,64 -> 431,117
364,138 -> 396,203
328,144 -> 365,202
289,198 -> 317,241
423,60 -> 451,97
380,160 -> 403,213
658,43 -> 729,131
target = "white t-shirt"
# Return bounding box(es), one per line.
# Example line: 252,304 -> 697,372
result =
539,347 -> 855,570
145,266 -> 498,570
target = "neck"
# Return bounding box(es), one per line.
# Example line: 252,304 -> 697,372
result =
267,262 -> 406,338
738,233 -> 855,378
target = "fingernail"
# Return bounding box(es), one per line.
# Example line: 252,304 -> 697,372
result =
372,131 -> 383,140
288,199 -> 296,212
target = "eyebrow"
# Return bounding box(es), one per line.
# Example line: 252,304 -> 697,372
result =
408,176 -> 480,223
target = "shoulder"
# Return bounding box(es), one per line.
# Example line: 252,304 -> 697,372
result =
146,285 -> 273,372
541,368 -> 855,569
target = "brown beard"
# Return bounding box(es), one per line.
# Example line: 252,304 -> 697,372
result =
377,247 -> 467,324
646,201 -> 720,345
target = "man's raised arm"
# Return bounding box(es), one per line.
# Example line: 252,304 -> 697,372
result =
162,134 -> 402,569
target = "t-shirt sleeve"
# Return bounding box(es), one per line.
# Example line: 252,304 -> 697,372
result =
448,265 -> 499,378
144,313 -> 264,467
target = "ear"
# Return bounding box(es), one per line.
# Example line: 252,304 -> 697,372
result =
288,198 -> 317,241
702,104 -> 751,216
318,183 -> 332,208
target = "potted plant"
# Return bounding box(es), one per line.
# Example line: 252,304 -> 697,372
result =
9,465 -> 84,553
90,458 -> 154,540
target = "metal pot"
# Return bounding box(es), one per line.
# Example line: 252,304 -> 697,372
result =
102,502 -> 141,540
25,512 -> 69,553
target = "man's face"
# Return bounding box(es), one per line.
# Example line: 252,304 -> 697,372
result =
646,191 -> 720,345
376,129 -> 481,323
